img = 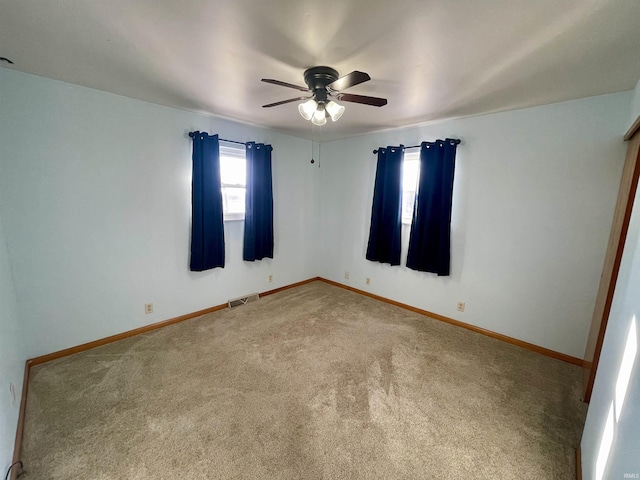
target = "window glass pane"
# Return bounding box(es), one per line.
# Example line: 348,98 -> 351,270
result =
402,159 -> 419,191
222,187 -> 245,214
402,154 -> 420,223
403,188 -> 416,220
220,155 -> 246,186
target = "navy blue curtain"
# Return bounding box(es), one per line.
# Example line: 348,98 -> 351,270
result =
406,139 -> 459,276
189,131 -> 225,271
243,142 -> 274,261
366,146 -> 404,265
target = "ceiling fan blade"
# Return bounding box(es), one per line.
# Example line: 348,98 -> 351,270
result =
262,96 -> 310,108
337,93 -> 387,107
327,71 -> 371,91
261,78 -> 310,92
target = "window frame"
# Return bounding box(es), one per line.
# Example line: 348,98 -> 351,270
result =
219,143 -> 247,222
401,150 -> 420,225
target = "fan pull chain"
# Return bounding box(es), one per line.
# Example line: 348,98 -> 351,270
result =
310,123 -> 321,168
314,124 -> 322,168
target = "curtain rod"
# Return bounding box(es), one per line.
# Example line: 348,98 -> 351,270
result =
372,138 -> 461,154
188,131 -> 247,146
219,138 -> 247,146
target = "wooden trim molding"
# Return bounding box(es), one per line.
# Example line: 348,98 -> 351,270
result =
260,277 -> 320,297
29,277 -> 321,367
12,274 -> 581,476
624,114 -> 640,141
575,446 -> 582,480
318,277 -> 585,366
13,276 -> 320,476
26,274 -> 585,369
582,132 -> 640,402
28,303 -> 227,366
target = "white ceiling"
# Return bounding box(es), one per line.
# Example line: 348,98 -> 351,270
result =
1,0 -> 640,141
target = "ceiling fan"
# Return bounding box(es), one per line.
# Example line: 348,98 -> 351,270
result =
261,66 -> 388,126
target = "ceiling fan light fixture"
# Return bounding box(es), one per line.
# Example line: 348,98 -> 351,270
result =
311,107 -> 327,126
263,67 -> 386,126
298,99 -> 317,120
325,100 -> 345,122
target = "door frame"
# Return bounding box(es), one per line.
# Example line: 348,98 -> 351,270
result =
582,116 -> 640,402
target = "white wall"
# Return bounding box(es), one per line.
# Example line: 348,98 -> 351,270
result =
0,68 -> 318,358
317,92 -> 631,358
0,204 -> 25,474
581,177 -> 640,478
0,66 -> 632,364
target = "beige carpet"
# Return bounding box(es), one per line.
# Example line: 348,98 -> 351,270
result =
21,281 -> 586,479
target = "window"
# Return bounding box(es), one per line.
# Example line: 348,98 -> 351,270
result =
219,143 -> 246,221
402,150 -> 420,224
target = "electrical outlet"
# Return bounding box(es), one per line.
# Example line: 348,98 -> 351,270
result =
145,303 -> 154,314
9,382 -> 16,406
457,301 -> 465,312
345,271 -> 350,280
268,274 -> 273,283
365,277 -> 371,285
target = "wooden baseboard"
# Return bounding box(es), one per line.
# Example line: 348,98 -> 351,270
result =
317,277 -> 585,367
260,277 -> 320,297
13,274 -> 583,477
575,446 -> 582,480
12,276 -> 320,477
28,277 -> 321,367
27,275 -> 584,368
28,303 -> 227,367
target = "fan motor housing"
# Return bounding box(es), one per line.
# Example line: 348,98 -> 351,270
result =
303,66 -> 339,93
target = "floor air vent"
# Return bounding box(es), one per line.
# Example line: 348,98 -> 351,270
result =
228,293 -> 260,309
